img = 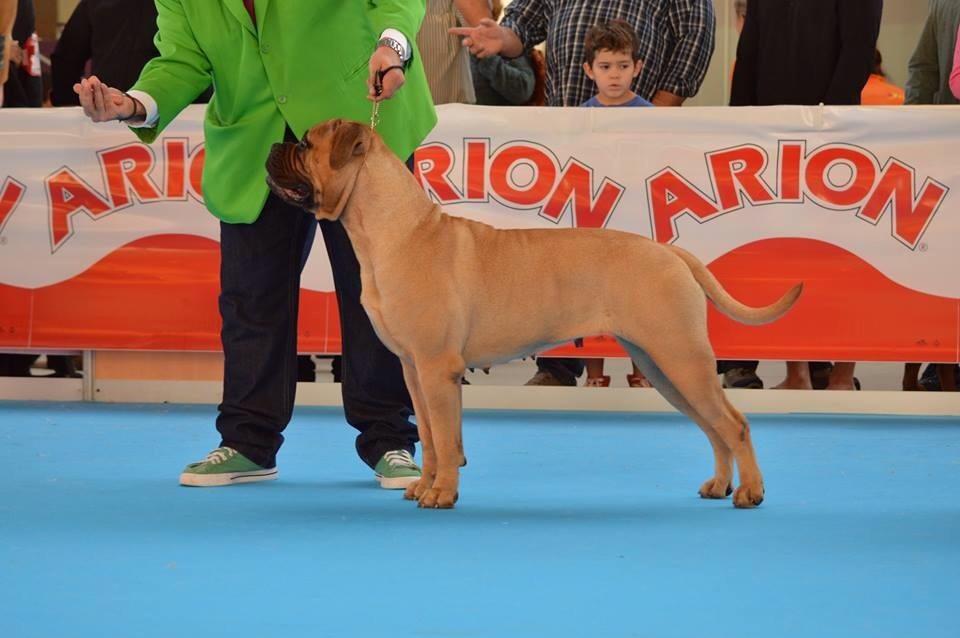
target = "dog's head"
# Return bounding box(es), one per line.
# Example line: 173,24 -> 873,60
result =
265,119 -> 373,220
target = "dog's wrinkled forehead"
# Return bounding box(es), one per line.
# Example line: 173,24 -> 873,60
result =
303,119 -> 370,171
304,119 -> 344,148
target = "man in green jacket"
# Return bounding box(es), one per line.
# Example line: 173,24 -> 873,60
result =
74,0 -> 437,488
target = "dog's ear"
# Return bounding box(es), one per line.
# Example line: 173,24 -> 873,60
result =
329,122 -> 371,170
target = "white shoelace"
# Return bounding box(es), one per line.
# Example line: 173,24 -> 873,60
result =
383,450 -> 416,469
201,447 -> 237,465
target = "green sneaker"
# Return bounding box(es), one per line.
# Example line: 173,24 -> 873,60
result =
374,450 -> 421,489
179,446 -> 278,487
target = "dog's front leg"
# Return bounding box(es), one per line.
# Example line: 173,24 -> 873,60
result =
414,357 -> 466,509
401,363 -> 436,501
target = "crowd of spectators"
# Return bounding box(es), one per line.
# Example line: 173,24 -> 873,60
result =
1,0 -> 957,392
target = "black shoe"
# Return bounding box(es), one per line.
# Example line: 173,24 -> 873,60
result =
524,370 -> 576,386
722,367 -> 763,389
809,362 -> 834,390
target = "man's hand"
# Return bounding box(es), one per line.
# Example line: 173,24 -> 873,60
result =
367,46 -> 405,101
651,90 -> 685,107
73,76 -> 140,123
449,18 -> 508,59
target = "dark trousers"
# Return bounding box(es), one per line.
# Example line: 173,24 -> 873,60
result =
215,163 -> 417,469
717,360 -> 759,374
536,357 -> 584,383
716,361 -> 833,376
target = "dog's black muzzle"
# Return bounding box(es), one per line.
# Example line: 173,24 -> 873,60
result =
265,143 -> 314,209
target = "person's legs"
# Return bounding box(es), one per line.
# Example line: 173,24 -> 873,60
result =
0,354 -> 37,377
213,193 -> 317,469
826,362 -> 858,390
584,358 -> 609,386
47,355 -> 80,378
318,217 -> 419,468
773,361 -> 813,389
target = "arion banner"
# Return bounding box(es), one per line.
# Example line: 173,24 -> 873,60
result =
0,104 -> 957,361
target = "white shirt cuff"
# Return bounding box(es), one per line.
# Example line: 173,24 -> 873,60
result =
125,89 -> 159,127
380,28 -> 411,61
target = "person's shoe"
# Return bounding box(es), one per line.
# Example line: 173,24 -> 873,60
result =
179,447 -> 278,487
722,367 -> 763,389
626,373 -> 653,388
584,375 -> 611,387
809,362 -> 834,390
374,450 -> 421,489
524,370 -> 576,386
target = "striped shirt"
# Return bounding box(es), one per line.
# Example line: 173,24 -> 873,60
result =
502,0 -> 715,106
417,0 -> 476,104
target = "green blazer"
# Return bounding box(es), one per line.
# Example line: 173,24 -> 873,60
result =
130,0 -> 437,223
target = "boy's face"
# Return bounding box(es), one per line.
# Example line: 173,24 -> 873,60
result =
583,49 -> 643,101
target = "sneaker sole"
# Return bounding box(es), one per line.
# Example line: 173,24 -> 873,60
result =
179,468 -> 278,487
376,474 -> 419,489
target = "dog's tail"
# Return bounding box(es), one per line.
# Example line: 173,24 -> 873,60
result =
666,245 -> 802,325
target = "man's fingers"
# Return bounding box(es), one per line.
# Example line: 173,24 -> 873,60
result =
91,81 -> 105,114
78,80 -> 95,117
377,68 -> 405,100
448,26 -> 473,37
470,44 -> 490,57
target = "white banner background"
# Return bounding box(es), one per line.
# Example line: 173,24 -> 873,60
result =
0,104 -> 957,359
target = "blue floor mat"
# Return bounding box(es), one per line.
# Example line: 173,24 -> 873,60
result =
1,401 -> 957,638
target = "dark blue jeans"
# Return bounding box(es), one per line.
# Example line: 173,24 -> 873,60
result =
215,168 -> 417,469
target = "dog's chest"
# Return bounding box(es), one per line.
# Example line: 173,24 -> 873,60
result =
359,279 -> 409,360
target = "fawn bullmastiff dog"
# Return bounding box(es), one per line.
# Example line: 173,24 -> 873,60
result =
265,119 -> 802,510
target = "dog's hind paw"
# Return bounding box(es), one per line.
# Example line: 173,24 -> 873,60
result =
732,484 -> 764,508
698,477 -> 732,499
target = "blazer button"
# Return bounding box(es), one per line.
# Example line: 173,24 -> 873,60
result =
277,95 -> 287,104
261,43 -> 271,54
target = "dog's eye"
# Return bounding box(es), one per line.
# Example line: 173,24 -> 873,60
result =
297,137 -> 310,151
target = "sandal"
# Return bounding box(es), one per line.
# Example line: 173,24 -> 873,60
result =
626,373 -> 652,388
585,375 -> 611,387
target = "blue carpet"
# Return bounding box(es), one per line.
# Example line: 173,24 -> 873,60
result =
1,401 -> 957,638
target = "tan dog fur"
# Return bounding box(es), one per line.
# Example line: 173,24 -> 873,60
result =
266,119 -> 802,509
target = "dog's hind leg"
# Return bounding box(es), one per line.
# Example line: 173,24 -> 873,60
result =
616,338 -> 734,499
401,363 -> 437,501
412,354 -> 467,509
621,332 -> 763,508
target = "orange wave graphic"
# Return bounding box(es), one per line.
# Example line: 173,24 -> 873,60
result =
0,234 -> 340,352
1,235 -> 957,362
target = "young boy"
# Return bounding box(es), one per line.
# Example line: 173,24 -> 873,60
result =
581,20 -> 652,387
581,20 -> 652,107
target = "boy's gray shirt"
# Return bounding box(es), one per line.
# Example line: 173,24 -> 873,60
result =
905,0 -> 960,104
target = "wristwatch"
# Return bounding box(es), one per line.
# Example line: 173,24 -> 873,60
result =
377,37 -> 407,64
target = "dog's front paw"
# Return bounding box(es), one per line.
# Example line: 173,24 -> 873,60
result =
418,487 -> 458,509
403,480 -> 420,500
698,477 -> 732,499
732,483 -> 764,508
404,477 -> 433,501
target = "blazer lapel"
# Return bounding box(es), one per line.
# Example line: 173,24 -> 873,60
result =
254,0 -> 271,28
223,0 -> 257,37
